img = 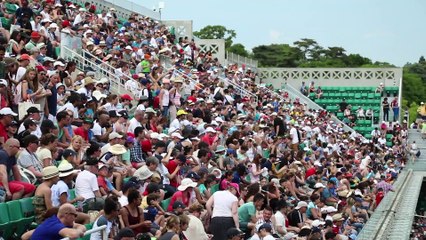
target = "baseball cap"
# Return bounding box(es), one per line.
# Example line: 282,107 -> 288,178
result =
0,108 -> 17,116
62,149 -> 77,159
186,172 -> 200,181
0,79 -> 8,87
172,201 -> 185,210
109,132 -> 123,140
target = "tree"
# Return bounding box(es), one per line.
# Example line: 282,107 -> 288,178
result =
252,44 -> 301,67
419,56 -> 425,64
293,38 -> 319,61
227,43 -> 249,57
325,47 -> 346,58
193,25 -> 236,49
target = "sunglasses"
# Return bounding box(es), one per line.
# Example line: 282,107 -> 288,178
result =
67,212 -> 78,217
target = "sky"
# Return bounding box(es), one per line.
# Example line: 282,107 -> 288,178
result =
125,0 -> 426,67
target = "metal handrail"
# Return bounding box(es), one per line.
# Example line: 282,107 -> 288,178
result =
61,225 -> 107,240
225,51 -> 258,71
217,75 -> 258,103
61,46 -> 135,99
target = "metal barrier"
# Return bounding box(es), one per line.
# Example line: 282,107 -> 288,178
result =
61,225 -> 107,240
225,51 -> 258,71
60,46 -> 134,98
71,0 -> 160,20
284,83 -> 355,133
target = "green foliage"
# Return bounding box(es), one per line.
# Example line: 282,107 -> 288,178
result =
227,43 -> 249,57
193,25 -> 236,49
252,44 -> 301,67
408,102 -> 419,124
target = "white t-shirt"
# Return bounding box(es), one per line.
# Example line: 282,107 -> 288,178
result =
51,180 -> 69,207
127,118 -> 141,135
169,119 -> 180,134
36,147 -> 52,163
274,211 -> 287,237
16,66 -> 27,82
90,216 -> 113,240
118,195 -> 128,207
18,124 -> 42,138
157,163 -> 170,185
75,170 -> 99,200
289,127 -> 299,144
183,215 -> 209,240
91,121 -> 104,137
211,190 -> 237,218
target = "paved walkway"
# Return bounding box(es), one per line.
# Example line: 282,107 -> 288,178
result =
358,129 -> 426,239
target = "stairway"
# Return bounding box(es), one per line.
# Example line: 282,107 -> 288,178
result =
61,46 -> 135,98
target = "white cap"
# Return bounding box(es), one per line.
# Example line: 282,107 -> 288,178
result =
171,132 -> 184,139
214,117 -> 225,123
295,201 -> 308,209
53,61 -> 65,67
312,219 -> 326,227
0,107 -> 17,116
108,132 -> 123,140
0,79 -> 8,87
125,46 -> 132,50
205,127 -> 217,133
314,182 -> 326,189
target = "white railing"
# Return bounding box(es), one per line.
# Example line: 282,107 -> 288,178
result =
258,85 -> 285,102
226,51 -> 258,71
61,225 -> 107,240
72,0 -> 160,20
61,46 -> 134,98
218,75 -> 258,104
284,83 -> 355,133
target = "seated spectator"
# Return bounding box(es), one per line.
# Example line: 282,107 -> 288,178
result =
33,166 -> 59,224
120,189 -> 152,236
97,164 -> 122,197
28,203 -> 86,240
167,178 -> 197,212
183,203 -> 209,240
0,138 -> 35,200
90,196 -> 121,240
18,134 -> 43,180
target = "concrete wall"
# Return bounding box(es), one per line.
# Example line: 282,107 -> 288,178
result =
258,68 -> 403,90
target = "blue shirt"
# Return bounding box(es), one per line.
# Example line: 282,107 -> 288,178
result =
31,215 -> 70,240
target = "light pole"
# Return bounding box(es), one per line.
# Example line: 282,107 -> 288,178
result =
153,2 -> 165,21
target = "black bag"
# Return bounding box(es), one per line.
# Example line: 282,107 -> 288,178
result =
214,89 -> 224,101
416,150 -> 421,158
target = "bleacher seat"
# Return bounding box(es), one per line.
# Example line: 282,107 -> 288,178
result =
7,200 -> 33,237
19,197 -> 35,218
0,203 -> 13,240
161,198 -> 172,211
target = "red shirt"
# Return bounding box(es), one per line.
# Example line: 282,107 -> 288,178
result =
166,160 -> 180,188
201,134 -> 215,146
167,190 -> 190,211
305,167 -> 316,179
0,122 -> 8,144
376,191 -> 384,206
97,176 -> 107,193
141,139 -> 152,153
187,96 -> 197,103
74,126 -> 89,141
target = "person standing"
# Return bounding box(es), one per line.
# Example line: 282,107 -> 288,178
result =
382,97 -> 390,122
391,98 -> 399,122
206,183 -> 240,240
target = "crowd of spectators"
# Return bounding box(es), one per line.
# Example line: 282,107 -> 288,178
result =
0,1 -> 411,240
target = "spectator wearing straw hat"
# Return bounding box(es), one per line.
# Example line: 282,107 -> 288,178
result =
33,166 -> 60,223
